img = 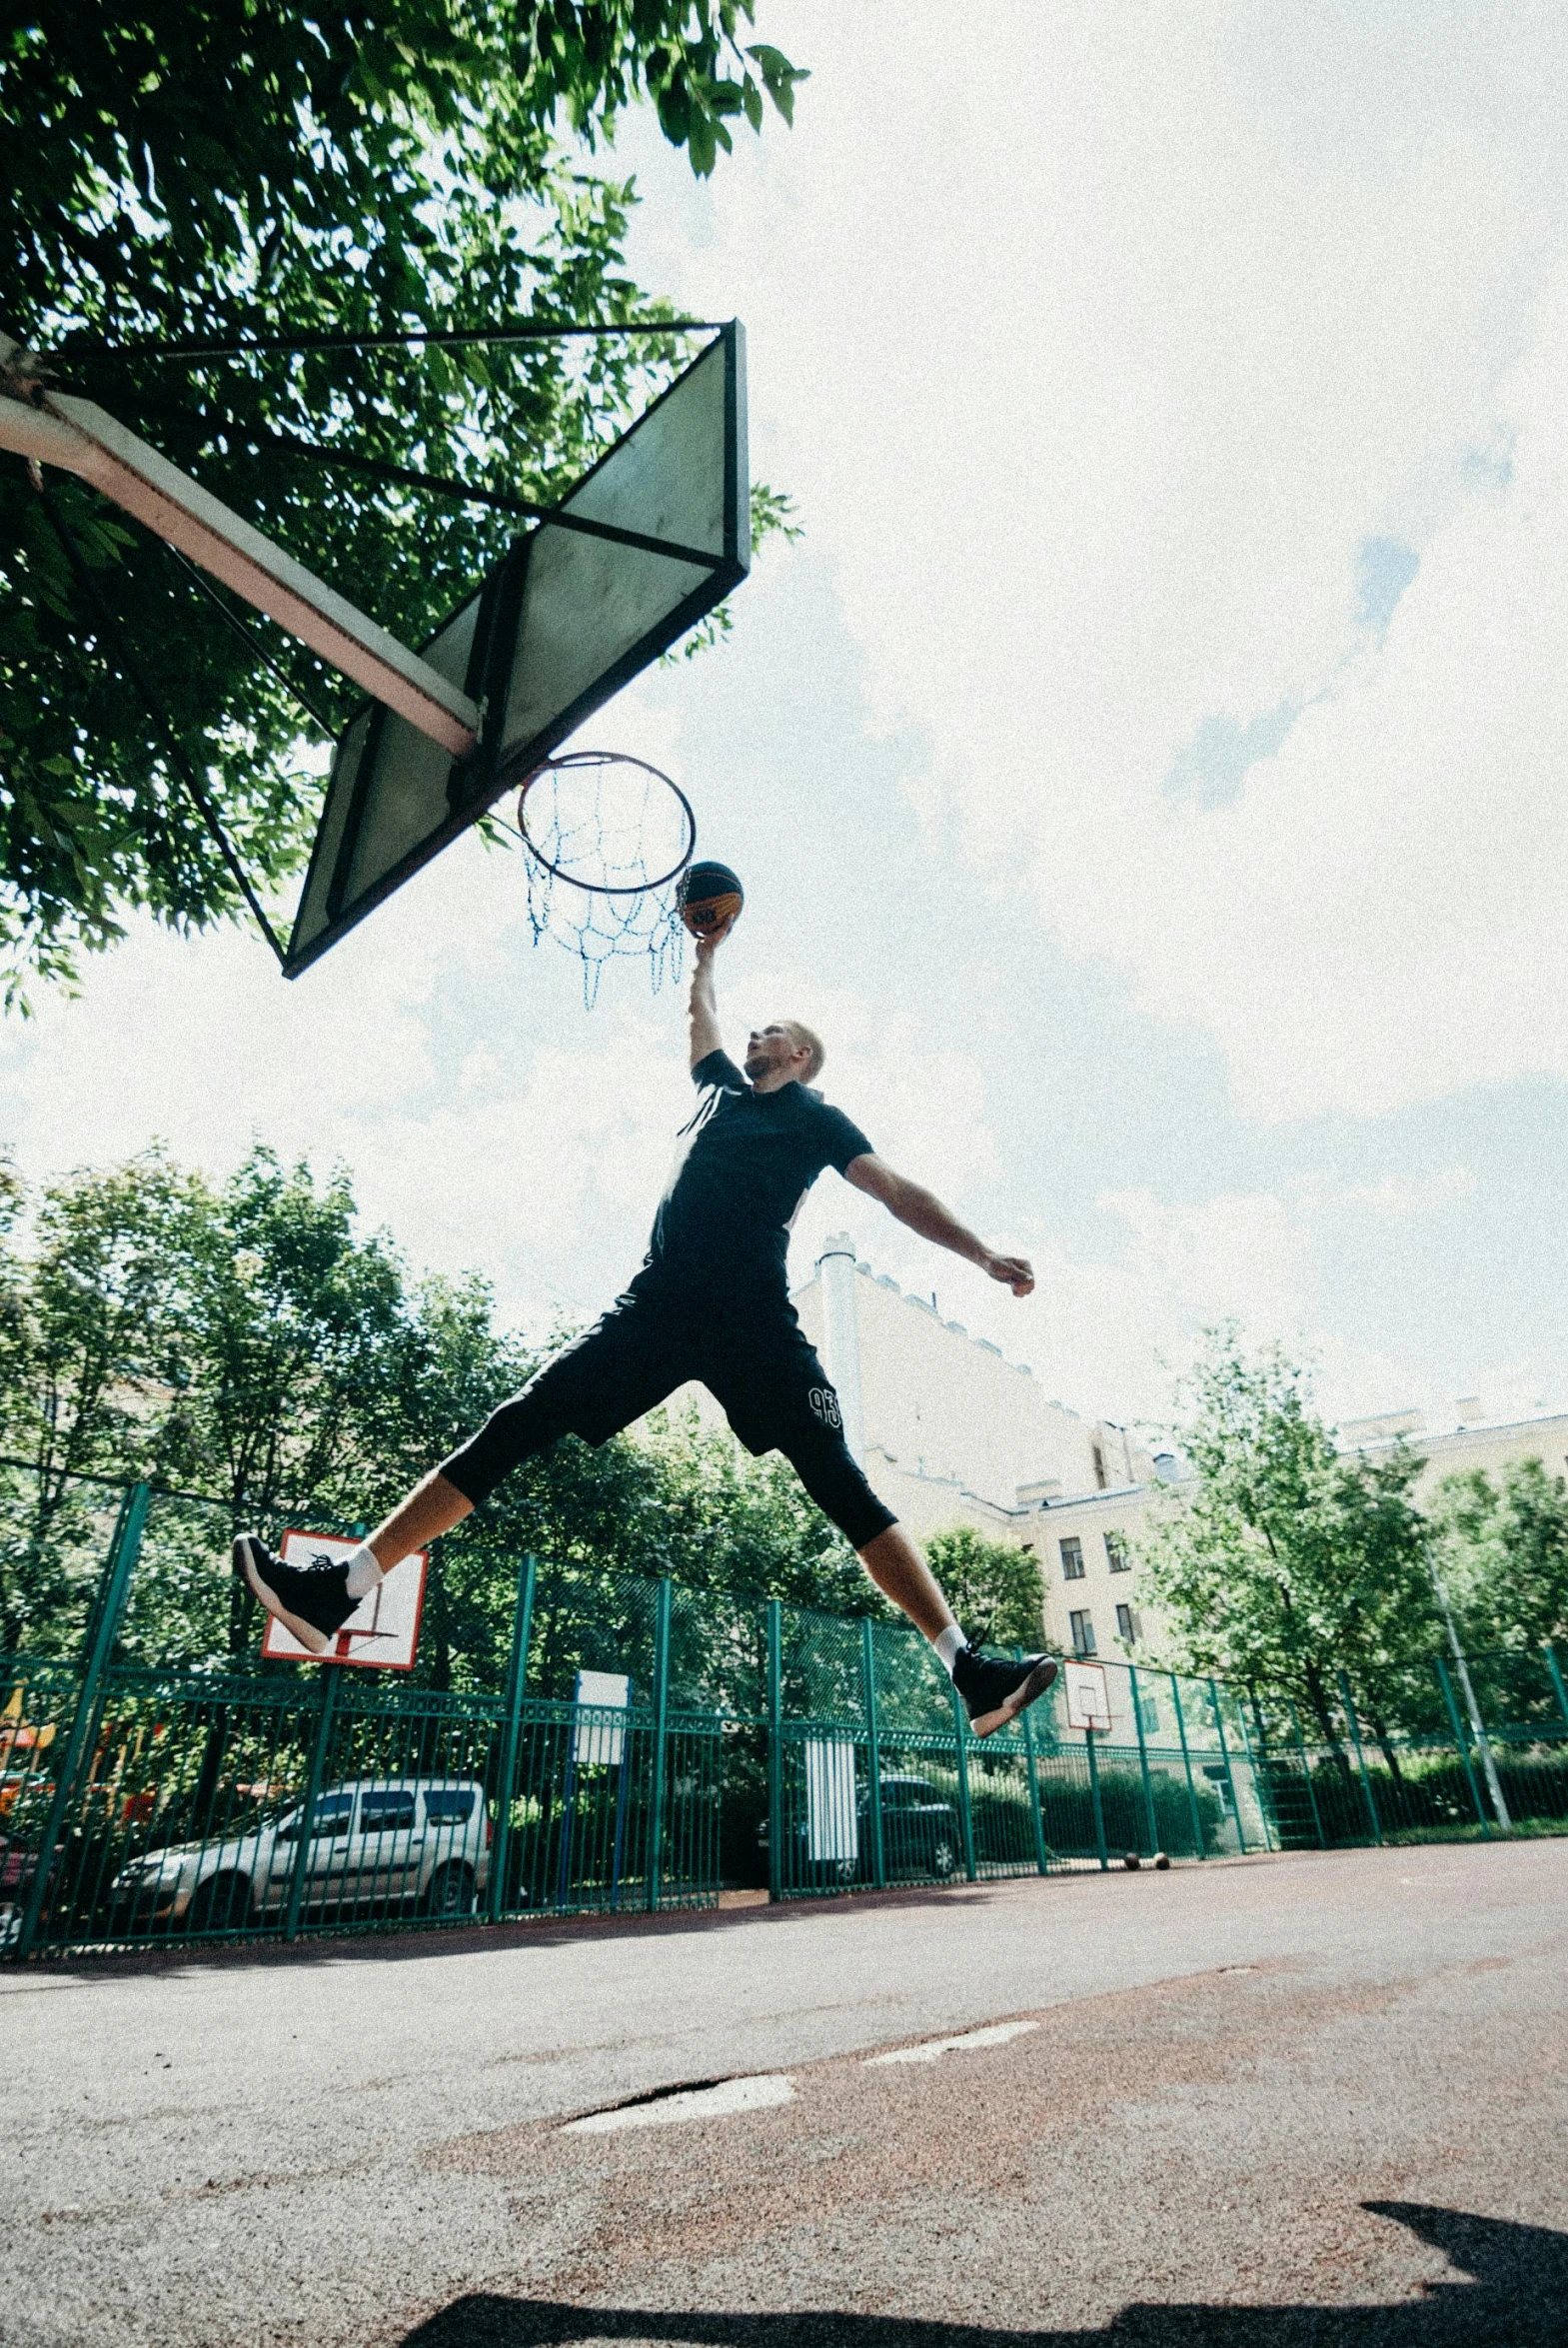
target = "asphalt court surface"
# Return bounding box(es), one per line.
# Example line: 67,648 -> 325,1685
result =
2,1840 -> 1565,2347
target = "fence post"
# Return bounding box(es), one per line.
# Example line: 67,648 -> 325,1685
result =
1287,1699 -> 1327,1849
646,1576 -> 673,1912
1545,1642 -> 1568,1731
1230,1689 -> 1272,1851
1019,1651 -> 1051,1875
949,1686 -> 978,1881
861,1618 -> 885,1889
1084,1728 -> 1109,1869
1129,1665 -> 1159,1857
1209,1677 -> 1246,1853
1336,1669 -> 1383,1847
16,1481 -> 150,1960
766,1600 -> 784,1903
488,1555 -> 537,1924
284,1662 -> 342,1941
1434,1654 -> 1490,1836
1169,1674 -> 1207,1858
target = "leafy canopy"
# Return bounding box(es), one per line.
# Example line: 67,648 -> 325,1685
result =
0,1144 -> 873,1678
1429,1459 -> 1568,1655
1136,1328 -> 1438,1743
924,1526 -> 1046,1652
0,1 -> 804,1000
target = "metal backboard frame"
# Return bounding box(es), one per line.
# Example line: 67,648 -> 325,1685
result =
1064,1658 -> 1112,1733
284,323 -> 748,978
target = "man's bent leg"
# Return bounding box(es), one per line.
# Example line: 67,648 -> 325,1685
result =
778,1419 -> 1058,1739
857,1523 -> 956,1644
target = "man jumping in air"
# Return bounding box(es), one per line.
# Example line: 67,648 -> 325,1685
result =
234,927 -> 1058,1737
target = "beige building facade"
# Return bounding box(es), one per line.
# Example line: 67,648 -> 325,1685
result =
643,1234 -> 1564,1665
1030,1403 -> 1568,1664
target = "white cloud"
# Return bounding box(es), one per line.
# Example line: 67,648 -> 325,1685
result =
625,3 -> 1568,1121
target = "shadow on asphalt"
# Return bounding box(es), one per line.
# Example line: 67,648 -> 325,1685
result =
398,2206 -> 1567,2347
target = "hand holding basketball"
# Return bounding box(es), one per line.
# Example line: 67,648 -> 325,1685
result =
678,860 -> 744,941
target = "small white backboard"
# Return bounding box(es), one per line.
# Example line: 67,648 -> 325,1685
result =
1064,1657 -> 1112,1734
260,1530 -> 428,1670
572,1668 -> 631,1767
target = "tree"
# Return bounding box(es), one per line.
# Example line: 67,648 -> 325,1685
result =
1429,1460 -> 1568,1656
1137,1330 -> 1439,1760
1,2 -> 804,999
0,1151 -> 204,1652
924,1526 -> 1045,1651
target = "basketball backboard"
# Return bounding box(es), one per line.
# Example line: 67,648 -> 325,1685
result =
260,1530 -> 428,1669
572,1668 -> 632,1767
1064,1658 -> 1112,1734
284,323 -> 749,978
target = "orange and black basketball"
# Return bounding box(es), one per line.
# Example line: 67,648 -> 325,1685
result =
678,860 -> 744,939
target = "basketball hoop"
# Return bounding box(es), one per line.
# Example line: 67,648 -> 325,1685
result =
509,751 -> 696,1004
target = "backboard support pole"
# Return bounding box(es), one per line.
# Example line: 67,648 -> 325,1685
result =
1,331 -> 479,756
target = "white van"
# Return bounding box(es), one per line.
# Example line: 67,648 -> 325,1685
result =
111,1776 -> 490,1934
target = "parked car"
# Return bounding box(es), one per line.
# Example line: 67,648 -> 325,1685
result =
0,1827 -> 40,1947
758,1771 -> 961,1885
109,1776 -> 490,1934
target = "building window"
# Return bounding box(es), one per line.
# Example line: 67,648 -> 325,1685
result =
1059,1535 -> 1085,1580
1105,1531 -> 1130,1573
1136,1689 -> 1161,1735
1115,1602 -> 1136,1644
1069,1608 -> 1095,1656
1091,1441 -> 1107,1489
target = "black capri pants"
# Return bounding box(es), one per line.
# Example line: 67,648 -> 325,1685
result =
441,1283 -> 897,1551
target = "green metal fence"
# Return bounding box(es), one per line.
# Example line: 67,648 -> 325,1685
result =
25,1469 -> 1568,1956
1250,1645 -> 1568,1850
0,1470 -> 1300,1958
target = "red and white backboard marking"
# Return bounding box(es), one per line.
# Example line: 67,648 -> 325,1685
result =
1064,1658 -> 1112,1734
260,1531 -> 428,1670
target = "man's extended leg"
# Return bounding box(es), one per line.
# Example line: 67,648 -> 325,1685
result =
233,1298 -> 686,1653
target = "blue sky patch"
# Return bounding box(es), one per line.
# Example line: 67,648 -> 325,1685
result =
1355,536 -> 1419,635
1164,700 -> 1298,809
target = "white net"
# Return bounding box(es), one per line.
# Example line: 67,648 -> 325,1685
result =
507,752 -> 695,1005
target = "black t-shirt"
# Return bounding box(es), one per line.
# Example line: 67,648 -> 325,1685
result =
639,1050 -> 873,1303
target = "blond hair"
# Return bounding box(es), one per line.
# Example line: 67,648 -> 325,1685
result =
784,1021 -> 825,1081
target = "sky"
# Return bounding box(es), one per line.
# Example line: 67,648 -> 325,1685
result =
5,2 -> 1568,1439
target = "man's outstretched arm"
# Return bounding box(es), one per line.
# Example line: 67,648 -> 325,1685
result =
688,928 -> 727,1070
843,1153 -> 1034,1296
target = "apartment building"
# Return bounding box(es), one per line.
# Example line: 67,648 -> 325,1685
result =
1030,1402 -> 1568,1663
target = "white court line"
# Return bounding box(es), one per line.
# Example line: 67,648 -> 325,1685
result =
865,2019 -> 1040,2065
562,2074 -> 797,2134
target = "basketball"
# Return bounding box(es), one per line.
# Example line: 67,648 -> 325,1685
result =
678,860 -> 744,939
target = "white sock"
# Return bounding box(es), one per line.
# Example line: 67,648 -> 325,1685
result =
344,1543 -> 384,1600
932,1624 -> 967,1678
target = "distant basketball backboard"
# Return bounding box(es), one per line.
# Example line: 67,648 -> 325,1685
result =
284,323 -> 749,978
1064,1658 -> 1111,1734
260,1530 -> 428,1669
571,1668 -> 631,1768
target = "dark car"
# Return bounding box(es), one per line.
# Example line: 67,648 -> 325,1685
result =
0,1828 -> 41,1947
759,1771 -> 961,1886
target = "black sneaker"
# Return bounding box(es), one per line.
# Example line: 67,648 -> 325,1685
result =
951,1647 -> 1058,1739
233,1533 -> 355,1655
